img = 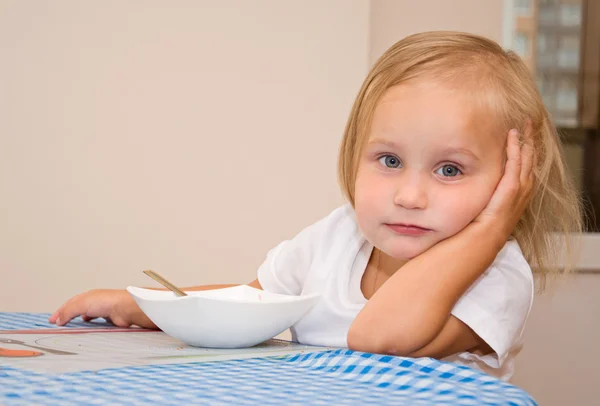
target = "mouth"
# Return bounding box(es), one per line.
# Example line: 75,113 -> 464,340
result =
385,223 -> 432,236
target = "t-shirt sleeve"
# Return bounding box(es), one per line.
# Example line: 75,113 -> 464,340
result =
257,212 -> 329,296
450,240 -> 534,367
256,240 -> 306,295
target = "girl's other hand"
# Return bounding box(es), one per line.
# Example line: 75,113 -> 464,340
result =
48,289 -> 157,329
474,121 -> 535,242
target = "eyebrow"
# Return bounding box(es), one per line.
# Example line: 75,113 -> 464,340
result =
440,147 -> 480,162
367,138 -> 399,148
367,138 -> 481,162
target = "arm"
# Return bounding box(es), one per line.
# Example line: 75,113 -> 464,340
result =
50,279 -> 262,327
348,222 -> 501,356
348,126 -> 534,358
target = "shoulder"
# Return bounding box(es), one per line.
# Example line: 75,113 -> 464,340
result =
257,203 -> 362,295
493,239 -> 532,275
487,239 -> 534,303
297,203 -> 360,241
465,239 -> 534,308
318,203 -> 358,229
260,203 -> 361,263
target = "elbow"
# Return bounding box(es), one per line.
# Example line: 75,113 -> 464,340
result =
347,323 -> 414,357
347,328 -> 382,354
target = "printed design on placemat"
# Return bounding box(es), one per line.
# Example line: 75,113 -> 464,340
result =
0,328 -> 330,374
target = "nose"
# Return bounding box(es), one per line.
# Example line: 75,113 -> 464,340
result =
393,171 -> 428,210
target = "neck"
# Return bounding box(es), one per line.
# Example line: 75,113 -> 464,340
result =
376,248 -> 408,277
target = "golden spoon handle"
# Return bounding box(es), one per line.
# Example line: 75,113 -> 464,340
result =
143,270 -> 188,297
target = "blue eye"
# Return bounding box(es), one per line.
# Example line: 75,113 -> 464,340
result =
378,155 -> 402,169
435,165 -> 462,177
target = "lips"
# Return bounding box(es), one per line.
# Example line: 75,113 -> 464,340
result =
385,223 -> 432,236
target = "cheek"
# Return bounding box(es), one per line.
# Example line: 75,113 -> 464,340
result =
354,167 -> 394,208
436,182 -> 497,232
354,173 -> 374,218
353,165 -> 388,230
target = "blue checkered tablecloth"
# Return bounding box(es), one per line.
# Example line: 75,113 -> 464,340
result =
0,312 -> 115,330
0,313 -> 537,405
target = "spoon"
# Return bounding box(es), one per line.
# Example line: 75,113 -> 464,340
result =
143,270 -> 188,297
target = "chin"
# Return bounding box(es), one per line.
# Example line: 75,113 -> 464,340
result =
392,251 -> 421,260
384,241 -> 434,260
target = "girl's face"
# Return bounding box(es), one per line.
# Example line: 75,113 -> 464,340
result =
354,81 -> 506,260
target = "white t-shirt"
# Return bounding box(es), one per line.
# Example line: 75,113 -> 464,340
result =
257,205 -> 534,381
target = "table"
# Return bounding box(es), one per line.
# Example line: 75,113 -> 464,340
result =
0,312 -> 537,405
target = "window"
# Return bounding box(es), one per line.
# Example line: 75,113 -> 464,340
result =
513,32 -> 531,58
515,0 -> 534,15
560,3 -> 582,25
504,0 -> 600,231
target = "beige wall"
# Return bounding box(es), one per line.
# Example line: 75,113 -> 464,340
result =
369,0 -> 504,64
512,274 -> 600,406
0,0 -> 368,311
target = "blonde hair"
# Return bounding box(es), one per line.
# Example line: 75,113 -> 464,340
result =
338,31 -> 583,290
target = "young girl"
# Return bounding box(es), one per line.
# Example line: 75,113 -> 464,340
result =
49,31 -> 582,381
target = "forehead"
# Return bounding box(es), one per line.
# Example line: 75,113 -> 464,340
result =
369,81 -> 504,150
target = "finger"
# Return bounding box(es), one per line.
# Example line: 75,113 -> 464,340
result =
102,316 -> 131,328
81,315 -> 97,322
529,124 -> 537,183
55,296 -> 89,326
504,129 -> 522,188
48,310 -> 60,323
49,295 -> 78,324
107,316 -> 131,328
520,120 -> 534,186
49,296 -> 77,323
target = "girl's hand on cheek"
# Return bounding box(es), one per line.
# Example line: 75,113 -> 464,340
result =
474,120 -> 535,242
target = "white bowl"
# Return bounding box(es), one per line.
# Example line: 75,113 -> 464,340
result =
126,285 -> 320,348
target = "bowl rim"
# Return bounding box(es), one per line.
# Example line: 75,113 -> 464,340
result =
126,285 -> 321,305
